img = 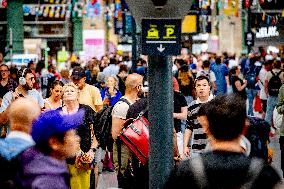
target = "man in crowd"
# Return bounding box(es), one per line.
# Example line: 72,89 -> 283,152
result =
111,73 -> 143,189
264,60 -> 284,125
165,94 -> 282,188
16,109 -> 83,189
258,60 -> 273,118
103,57 -> 119,78
183,75 -> 214,158
71,66 -> 103,112
0,98 -> 41,188
0,68 -> 44,125
0,64 -> 18,101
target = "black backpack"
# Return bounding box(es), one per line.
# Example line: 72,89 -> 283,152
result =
268,70 -> 282,96
246,116 -> 270,162
93,98 -> 130,150
245,67 -> 257,89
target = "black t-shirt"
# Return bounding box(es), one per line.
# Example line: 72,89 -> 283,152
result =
231,75 -> 247,99
174,91 -> 187,133
164,151 -> 281,189
126,98 -> 148,119
58,104 -> 96,152
0,84 -> 8,99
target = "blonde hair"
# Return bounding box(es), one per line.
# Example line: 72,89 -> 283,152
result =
125,73 -> 143,90
62,82 -> 79,94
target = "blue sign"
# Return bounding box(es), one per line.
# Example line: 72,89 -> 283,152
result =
142,18 -> 181,56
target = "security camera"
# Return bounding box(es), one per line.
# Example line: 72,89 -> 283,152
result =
152,0 -> 167,10
155,6 -> 164,10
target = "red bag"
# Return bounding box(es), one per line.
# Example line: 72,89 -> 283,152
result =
120,116 -> 149,165
254,94 -> 262,113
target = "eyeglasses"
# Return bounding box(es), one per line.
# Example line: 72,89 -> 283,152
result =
29,77 -> 35,81
0,70 -> 9,73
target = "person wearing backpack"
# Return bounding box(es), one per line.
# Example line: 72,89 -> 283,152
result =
264,60 -> 284,126
164,94 -> 282,189
0,98 -> 41,189
244,57 -> 260,116
111,73 -> 144,189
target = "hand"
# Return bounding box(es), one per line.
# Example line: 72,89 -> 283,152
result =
108,86 -> 115,96
183,146 -> 190,157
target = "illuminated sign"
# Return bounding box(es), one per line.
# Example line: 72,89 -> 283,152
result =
142,18 -> 181,56
256,26 -> 279,38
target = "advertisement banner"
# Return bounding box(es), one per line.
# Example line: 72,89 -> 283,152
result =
83,29 -> 105,60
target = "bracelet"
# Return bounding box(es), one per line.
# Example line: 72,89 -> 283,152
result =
91,148 -> 97,153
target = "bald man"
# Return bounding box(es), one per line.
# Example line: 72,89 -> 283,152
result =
0,97 -> 41,188
111,73 -> 143,189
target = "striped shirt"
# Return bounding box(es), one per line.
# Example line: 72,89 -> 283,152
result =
186,95 -> 214,153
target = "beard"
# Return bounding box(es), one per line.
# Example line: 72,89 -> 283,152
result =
23,83 -> 33,90
137,89 -> 145,98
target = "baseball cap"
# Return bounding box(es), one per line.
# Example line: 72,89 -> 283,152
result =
71,66 -> 86,80
32,109 -> 84,144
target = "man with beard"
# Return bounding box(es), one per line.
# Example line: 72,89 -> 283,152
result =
0,68 -> 44,124
111,73 -> 144,189
183,75 -> 214,158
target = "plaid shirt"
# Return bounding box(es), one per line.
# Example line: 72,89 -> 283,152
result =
6,78 -> 18,92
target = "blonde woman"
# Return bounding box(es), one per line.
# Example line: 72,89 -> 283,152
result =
59,83 -> 99,189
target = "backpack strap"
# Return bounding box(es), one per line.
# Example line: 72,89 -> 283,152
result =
276,71 -> 282,77
118,98 -> 131,106
271,70 -> 276,77
241,158 -> 264,189
189,155 -> 208,188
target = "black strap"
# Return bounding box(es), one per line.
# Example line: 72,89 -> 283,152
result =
118,98 -> 131,106
117,138 -> 122,173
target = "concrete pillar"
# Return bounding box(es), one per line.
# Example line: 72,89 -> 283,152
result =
72,16 -> 83,53
7,0 -> 24,54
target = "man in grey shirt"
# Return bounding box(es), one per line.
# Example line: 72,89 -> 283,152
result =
0,68 -> 44,125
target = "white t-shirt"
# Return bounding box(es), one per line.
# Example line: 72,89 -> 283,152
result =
258,67 -> 268,100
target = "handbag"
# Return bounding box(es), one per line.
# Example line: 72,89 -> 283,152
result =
119,109 -> 149,165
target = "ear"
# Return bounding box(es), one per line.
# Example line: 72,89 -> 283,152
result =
48,137 -> 60,151
242,118 -> 250,135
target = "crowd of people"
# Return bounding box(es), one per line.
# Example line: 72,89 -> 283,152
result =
0,50 -> 283,188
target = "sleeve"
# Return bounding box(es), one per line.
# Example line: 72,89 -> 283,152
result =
223,65 -> 229,76
36,92 -> 44,108
110,91 -> 122,106
186,108 -> 194,131
0,92 -> 12,113
31,175 -> 69,189
112,102 -> 130,119
210,71 -> 216,82
179,93 -> 188,108
277,85 -> 284,114
91,86 -> 103,106
253,165 -> 281,189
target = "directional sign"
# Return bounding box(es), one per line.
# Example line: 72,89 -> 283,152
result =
142,18 -> 181,56
245,31 -> 255,47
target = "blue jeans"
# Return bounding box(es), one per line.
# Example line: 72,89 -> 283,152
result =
246,88 -> 257,116
265,96 -> 278,126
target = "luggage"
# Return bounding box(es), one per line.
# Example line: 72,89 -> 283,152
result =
120,114 -> 149,165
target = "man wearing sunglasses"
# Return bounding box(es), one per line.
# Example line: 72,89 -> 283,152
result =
0,68 -> 44,125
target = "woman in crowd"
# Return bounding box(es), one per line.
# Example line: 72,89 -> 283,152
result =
100,75 -> 122,107
60,69 -> 71,85
117,65 -> 128,95
230,66 -> 247,99
59,83 -> 99,189
44,80 -> 64,110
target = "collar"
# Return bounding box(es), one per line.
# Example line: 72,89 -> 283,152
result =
196,94 -> 214,104
6,131 -> 34,144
